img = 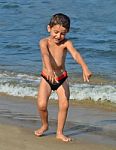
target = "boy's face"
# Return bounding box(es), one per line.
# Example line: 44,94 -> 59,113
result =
48,25 -> 68,44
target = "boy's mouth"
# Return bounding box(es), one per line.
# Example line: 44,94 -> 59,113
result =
54,38 -> 61,43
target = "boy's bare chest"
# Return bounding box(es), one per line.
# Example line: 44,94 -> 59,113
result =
48,46 -> 66,59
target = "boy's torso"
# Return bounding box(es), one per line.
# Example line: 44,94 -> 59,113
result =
42,38 -> 68,76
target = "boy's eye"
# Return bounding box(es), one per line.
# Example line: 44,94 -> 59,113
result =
61,33 -> 66,35
54,31 -> 58,34
54,30 -> 66,35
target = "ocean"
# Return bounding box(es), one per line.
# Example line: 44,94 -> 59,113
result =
0,0 -> 116,102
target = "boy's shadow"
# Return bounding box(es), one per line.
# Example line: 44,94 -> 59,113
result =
64,124 -> 102,137
44,123 -> 102,137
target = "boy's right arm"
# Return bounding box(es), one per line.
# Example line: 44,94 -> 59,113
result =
39,39 -> 55,83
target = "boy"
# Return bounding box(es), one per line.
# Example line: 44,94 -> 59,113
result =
35,13 -> 92,142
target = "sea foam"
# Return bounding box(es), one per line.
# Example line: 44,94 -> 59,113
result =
0,71 -> 115,102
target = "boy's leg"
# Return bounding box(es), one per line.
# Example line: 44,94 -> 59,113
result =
56,79 -> 71,142
35,78 -> 52,136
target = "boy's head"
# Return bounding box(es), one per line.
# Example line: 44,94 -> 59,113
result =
48,13 -> 70,32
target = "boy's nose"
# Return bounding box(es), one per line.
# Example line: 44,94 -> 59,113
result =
57,33 -> 61,39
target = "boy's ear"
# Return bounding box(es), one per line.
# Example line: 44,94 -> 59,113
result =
47,25 -> 51,32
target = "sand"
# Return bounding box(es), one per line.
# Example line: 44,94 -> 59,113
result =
0,124 -> 116,150
0,125 -> 116,150
0,95 -> 116,150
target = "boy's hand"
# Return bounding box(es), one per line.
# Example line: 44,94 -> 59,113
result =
82,68 -> 92,82
47,70 -> 58,83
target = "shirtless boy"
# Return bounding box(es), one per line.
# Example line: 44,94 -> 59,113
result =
35,13 -> 92,142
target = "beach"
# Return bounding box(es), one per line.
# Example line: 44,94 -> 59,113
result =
0,0 -> 116,149
0,95 -> 116,150
0,0 -> 116,102
0,124 -> 115,150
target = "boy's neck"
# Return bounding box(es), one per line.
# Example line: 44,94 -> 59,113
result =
48,36 -> 66,46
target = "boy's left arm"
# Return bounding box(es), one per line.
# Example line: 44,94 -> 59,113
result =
66,40 -> 92,82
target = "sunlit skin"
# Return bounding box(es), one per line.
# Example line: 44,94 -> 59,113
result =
35,24 -> 92,142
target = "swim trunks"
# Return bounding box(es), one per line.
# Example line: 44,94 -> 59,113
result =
41,71 -> 68,91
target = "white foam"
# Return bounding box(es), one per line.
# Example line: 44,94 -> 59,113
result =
0,83 -> 37,97
0,71 -> 115,102
0,71 -> 40,97
50,84 -> 116,103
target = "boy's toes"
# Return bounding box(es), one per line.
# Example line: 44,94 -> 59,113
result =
34,130 -> 44,137
56,134 -> 72,142
62,137 -> 71,142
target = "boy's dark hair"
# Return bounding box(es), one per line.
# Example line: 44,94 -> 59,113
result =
48,13 -> 70,32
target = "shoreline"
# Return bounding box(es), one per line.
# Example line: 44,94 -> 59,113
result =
49,99 -> 116,112
0,94 -> 116,112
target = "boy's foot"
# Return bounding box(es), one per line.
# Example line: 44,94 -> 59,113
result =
34,126 -> 48,137
56,134 -> 72,142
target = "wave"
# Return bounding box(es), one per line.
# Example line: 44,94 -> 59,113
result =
69,84 -> 116,101
0,71 -> 115,102
0,71 -> 40,96
2,3 -> 20,9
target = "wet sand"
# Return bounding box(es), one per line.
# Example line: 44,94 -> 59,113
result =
0,124 -> 116,150
0,95 -> 116,150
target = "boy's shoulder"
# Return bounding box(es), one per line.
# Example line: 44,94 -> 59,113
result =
59,39 -> 72,46
39,37 -> 48,46
65,39 -> 72,44
64,39 -> 73,47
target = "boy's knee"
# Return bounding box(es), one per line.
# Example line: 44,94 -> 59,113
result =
60,100 -> 69,110
38,102 -> 47,111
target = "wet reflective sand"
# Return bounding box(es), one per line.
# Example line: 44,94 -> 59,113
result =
0,95 -> 116,148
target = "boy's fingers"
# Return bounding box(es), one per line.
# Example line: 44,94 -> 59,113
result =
86,75 -> 90,82
55,78 -> 59,83
51,76 -> 55,83
86,77 -> 89,82
47,75 -> 49,80
48,76 -> 57,83
83,74 -> 86,82
51,77 -> 54,83
83,74 -> 90,82
52,77 -> 55,83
